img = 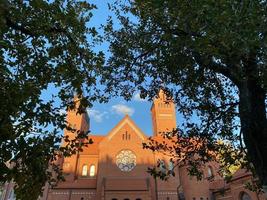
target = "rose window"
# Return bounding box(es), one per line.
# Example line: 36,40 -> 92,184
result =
116,150 -> 136,172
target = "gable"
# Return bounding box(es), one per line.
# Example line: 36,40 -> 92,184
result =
99,115 -> 147,147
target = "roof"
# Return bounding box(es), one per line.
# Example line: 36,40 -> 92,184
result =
231,168 -> 252,181
209,168 -> 253,193
80,135 -> 105,155
99,115 -> 147,147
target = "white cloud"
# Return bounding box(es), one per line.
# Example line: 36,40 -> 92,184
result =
111,104 -> 135,116
133,92 -> 147,102
87,109 -> 108,123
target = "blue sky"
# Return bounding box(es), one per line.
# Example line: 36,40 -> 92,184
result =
41,1 -> 180,136
84,0 -> 155,136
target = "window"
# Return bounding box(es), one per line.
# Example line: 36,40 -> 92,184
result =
8,189 -> 15,200
122,131 -> 131,140
240,192 -> 252,200
89,165 -> 96,177
159,160 -> 166,174
82,165 -> 88,176
169,160 -> 174,171
0,187 -> 4,200
207,166 -> 213,178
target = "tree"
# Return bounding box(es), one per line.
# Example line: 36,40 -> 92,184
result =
103,0 -> 267,191
0,1 -> 105,199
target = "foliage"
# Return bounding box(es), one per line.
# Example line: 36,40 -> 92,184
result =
0,0 -> 105,199
103,0 -> 267,187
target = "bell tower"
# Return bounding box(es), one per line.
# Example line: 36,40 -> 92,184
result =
63,97 -> 90,144
151,90 -> 176,136
62,97 -> 90,179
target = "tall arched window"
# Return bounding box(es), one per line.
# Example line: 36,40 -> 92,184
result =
207,166 -> 213,178
89,165 -> 96,177
0,187 -> 4,199
159,160 -> 166,174
82,165 -> 88,176
8,189 -> 15,200
169,160 -> 174,171
240,192 -> 252,200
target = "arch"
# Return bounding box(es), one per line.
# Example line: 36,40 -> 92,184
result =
81,165 -> 88,176
8,188 -> 16,200
89,164 -> 96,177
159,159 -> 168,175
0,187 -> 4,199
159,160 -> 167,174
240,192 -> 252,200
169,160 -> 174,171
207,165 -> 213,177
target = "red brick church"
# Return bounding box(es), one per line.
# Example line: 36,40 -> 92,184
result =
1,91 -> 266,200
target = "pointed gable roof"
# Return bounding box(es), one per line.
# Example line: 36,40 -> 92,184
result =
99,115 -> 147,146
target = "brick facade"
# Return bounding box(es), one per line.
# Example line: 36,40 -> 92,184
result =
1,92 -> 266,200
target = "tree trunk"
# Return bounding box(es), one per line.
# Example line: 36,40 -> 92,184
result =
239,77 -> 267,189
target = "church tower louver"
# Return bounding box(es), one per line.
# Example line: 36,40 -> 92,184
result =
151,89 -> 177,136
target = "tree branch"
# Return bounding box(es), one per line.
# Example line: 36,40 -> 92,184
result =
5,17 -> 35,37
5,16 -> 76,44
192,51 -> 240,86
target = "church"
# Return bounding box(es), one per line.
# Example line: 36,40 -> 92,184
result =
42,91 -> 216,200
38,91 -> 264,200
1,92 -> 265,200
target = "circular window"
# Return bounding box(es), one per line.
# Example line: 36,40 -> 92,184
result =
116,150 -> 136,172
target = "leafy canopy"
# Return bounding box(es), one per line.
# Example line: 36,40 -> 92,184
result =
103,0 -> 267,188
0,0 -> 105,199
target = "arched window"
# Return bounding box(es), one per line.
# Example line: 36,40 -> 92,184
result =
169,160 -> 174,171
207,166 -> 213,177
8,189 -> 15,200
159,160 -> 166,174
240,192 -> 252,200
82,165 -> 88,176
0,187 -> 4,199
89,165 -> 96,177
